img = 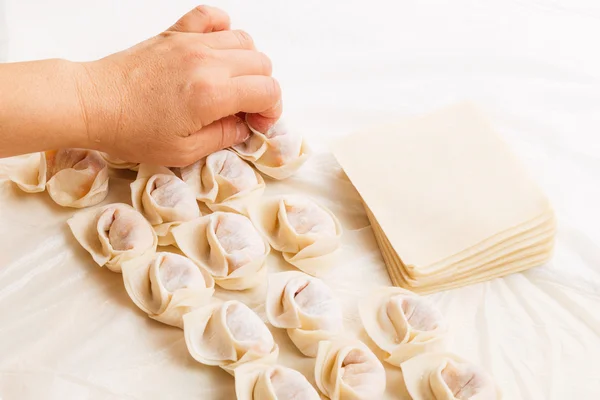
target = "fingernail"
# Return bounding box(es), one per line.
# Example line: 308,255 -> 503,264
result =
236,119 -> 251,143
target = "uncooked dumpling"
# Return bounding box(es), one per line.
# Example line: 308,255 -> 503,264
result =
67,203 -> 158,273
401,352 -> 501,400
2,150 -> 109,207
232,119 -> 310,180
181,149 -> 264,214
235,363 -> 321,400
183,300 -> 279,375
266,271 -> 343,357
99,152 -> 139,170
359,287 -> 448,366
314,338 -> 386,400
131,164 -> 200,245
121,252 -> 214,328
172,211 -> 270,290
249,195 -> 342,276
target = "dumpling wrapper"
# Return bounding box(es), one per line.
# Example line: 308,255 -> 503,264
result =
249,195 -> 342,276
314,338 -> 386,400
131,164 -> 200,245
332,102 -> 552,274
359,287 -> 448,366
232,119 -> 310,180
67,203 -> 158,273
401,352 -> 502,400
121,252 -> 214,328
235,363 -> 321,400
172,212 -> 270,290
181,150 -> 264,215
0,152 -> 47,192
183,300 -> 279,375
266,271 -> 343,357
99,152 -> 139,171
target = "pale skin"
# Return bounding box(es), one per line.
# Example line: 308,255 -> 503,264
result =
0,5 -> 282,167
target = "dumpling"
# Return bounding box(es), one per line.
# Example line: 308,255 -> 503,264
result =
99,152 -> 139,170
172,212 -> 270,290
249,195 -> 342,276
359,287 -> 448,366
232,119 -> 310,180
2,150 -> 109,207
183,300 -> 279,375
266,271 -> 343,357
401,352 -> 501,400
45,149 -> 109,208
235,364 -> 321,400
121,252 -> 214,328
131,164 -> 200,245
181,150 -> 264,214
0,152 -> 47,192
314,338 -> 386,400
67,203 -> 158,273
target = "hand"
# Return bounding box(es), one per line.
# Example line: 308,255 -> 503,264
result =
76,5 -> 282,167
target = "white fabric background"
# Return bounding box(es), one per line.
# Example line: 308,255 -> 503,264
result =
2,1 -> 600,399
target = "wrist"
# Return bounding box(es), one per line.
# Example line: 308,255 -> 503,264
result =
72,58 -> 125,152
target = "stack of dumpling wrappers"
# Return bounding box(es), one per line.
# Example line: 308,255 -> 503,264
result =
333,102 -> 556,294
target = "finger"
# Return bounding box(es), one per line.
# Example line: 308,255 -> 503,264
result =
228,76 -> 282,116
168,5 -> 230,33
218,50 -> 272,77
186,115 -> 251,159
246,101 -> 283,134
200,30 -> 256,50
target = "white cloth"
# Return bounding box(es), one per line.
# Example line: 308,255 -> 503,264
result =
1,0 -> 600,399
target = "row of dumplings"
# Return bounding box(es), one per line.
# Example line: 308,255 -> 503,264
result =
2,120 -> 309,209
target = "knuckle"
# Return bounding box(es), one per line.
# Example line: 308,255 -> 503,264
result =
233,30 -> 254,49
265,77 -> 281,100
193,5 -> 212,21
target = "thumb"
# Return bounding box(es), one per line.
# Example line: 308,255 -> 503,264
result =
185,115 -> 251,160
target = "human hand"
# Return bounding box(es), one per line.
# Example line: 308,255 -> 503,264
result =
75,5 -> 282,167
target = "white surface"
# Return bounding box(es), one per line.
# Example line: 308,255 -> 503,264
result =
2,0 -> 600,399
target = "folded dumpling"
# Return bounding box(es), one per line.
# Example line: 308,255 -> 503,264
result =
232,119 -> 310,180
183,300 -> 279,375
99,152 -> 139,170
181,150 -> 264,214
314,338 -> 386,400
266,271 -> 343,357
44,149 -> 109,208
359,287 -> 448,366
401,352 -> 502,400
121,252 -> 214,328
131,164 -> 200,245
172,212 -> 270,290
0,152 -> 47,192
235,364 -> 320,400
249,195 -> 342,276
67,203 -> 158,273
2,150 -> 109,207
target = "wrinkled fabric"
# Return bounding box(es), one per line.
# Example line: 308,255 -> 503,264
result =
2,0 -> 600,399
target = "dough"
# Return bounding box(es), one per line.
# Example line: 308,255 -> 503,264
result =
314,338 -> 386,400
234,364 -> 320,400
171,212 -> 270,290
99,152 -> 139,171
0,152 -> 47,192
130,164 -> 200,245
121,252 -> 214,328
265,271 -> 343,357
332,103 -> 554,283
180,149 -> 264,214
232,119 -> 311,180
249,195 -> 342,276
401,352 -> 502,400
359,287 -> 448,366
67,203 -> 158,273
183,300 -> 279,375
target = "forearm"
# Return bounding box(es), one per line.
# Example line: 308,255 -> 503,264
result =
0,59 -> 89,157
